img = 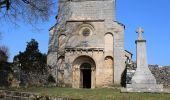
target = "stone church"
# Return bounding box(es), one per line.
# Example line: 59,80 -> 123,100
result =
47,0 -> 131,88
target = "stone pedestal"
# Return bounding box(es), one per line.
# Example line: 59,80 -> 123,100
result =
126,27 -> 163,92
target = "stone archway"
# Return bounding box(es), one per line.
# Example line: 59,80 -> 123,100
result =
72,56 -> 96,88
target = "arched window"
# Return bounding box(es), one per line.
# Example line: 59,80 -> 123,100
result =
104,33 -> 113,52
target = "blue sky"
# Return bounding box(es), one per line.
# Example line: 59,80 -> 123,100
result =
0,0 -> 170,66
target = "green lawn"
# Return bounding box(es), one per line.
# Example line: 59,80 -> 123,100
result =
2,87 -> 170,100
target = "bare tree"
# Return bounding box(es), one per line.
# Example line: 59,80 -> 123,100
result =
0,0 -> 55,24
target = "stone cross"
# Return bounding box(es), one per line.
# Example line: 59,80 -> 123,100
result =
136,27 -> 144,40
126,27 -> 163,93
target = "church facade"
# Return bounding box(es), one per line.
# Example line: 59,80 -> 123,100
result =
47,0 -> 130,88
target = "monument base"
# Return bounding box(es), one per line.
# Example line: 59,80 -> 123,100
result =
125,84 -> 163,93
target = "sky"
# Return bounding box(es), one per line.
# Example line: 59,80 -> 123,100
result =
0,0 -> 170,66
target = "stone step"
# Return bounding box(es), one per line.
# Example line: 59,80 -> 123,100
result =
126,84 -> 164,93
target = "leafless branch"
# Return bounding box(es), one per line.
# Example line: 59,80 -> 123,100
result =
0,0 -> 55,26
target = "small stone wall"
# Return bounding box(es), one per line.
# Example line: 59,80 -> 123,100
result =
126,64 -> 170,86
149,65 -> 170,86
20,72 -> 49,86
0,62 -> 50,87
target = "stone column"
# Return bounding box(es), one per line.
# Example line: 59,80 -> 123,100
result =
126,27 -> 163,92
132,27 -> 156,84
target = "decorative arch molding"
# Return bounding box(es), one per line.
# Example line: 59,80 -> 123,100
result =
105,55 -> 114,58
104,32 -> 113,36
73,55 -> 96,70
58,34 -> 66,38
58,55 -> 64,59
104,56 -> 113,60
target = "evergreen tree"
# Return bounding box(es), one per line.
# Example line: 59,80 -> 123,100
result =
14,39 -> 47,73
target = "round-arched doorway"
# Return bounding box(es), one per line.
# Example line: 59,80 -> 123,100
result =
80,63 -> 91,88
72,56 -> 96,88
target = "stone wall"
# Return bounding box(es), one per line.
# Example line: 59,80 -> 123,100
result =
127,63 -> 170,86
20,72 -> 49,86
149,65 -> 170,86
0,63 -> 50,87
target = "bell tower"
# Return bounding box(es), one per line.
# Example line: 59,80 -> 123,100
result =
48,0 -> 126,88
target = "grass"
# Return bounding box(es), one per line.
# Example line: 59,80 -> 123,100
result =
1,87 -> 170,100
